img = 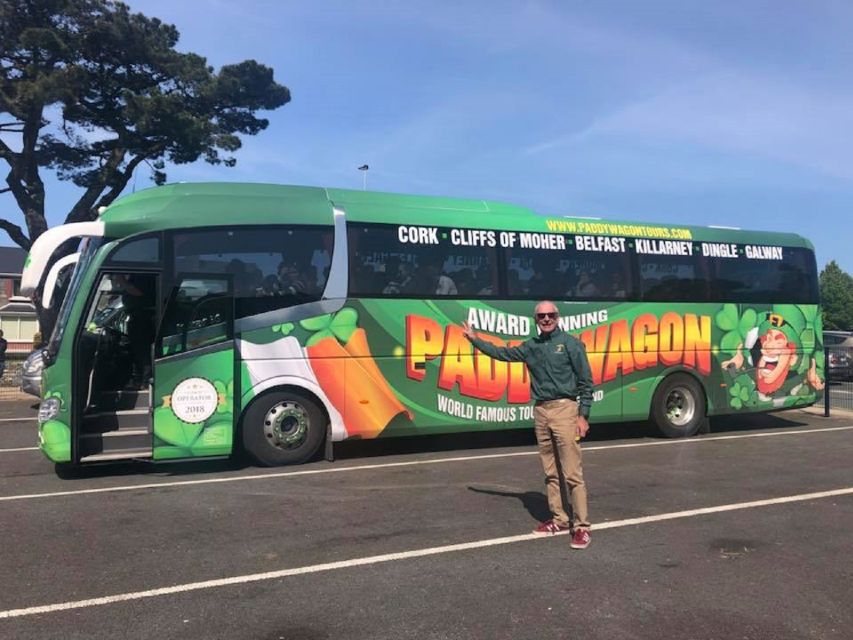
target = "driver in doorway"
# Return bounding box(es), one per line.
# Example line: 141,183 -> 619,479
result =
114,274 -> 156,389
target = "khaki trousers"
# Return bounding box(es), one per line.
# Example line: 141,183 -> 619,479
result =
533,399 -> 590,530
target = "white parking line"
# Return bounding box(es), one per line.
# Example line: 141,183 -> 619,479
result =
1,485 -> 850,620
1,424 -> 851,502
0,446 -> 37,453
0,417 -> 34,423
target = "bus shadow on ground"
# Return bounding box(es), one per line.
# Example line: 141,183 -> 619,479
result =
330,410 -> 814,462
54,457 -> 251,481
52,410 -> 819,480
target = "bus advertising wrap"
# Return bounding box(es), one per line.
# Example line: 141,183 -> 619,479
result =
238,299 -> 825,442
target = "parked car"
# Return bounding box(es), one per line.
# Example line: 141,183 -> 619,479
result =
21,348 -> 44,397
21,297 -> 132,398
824,330 -> 853,381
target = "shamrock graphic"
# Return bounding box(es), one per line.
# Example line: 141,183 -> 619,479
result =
300,307 -> 359,346
728,374 -> 757,410
272,322 -> 295,335
715,304 -> 758,357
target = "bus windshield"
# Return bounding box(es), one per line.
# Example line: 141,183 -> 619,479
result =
45,238 -> 103,360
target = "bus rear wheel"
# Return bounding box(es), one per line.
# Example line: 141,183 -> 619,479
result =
651,374 -> 707,438
242,390 -> 326,466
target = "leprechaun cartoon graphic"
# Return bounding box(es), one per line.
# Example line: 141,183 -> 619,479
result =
719,304 -> 824,409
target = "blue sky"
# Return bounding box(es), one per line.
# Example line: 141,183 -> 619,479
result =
7,1 -> 853,273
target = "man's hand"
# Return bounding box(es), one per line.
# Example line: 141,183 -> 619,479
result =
461,321 -> 476,340
576,416 -> 590,440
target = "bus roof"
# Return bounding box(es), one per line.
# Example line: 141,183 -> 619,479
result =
98,182 -> 814,249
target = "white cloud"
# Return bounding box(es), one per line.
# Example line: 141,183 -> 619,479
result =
526,70 -> 853,182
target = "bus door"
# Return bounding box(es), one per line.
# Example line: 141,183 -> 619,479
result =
152,274 -> 235,461
75,270 -> 159,463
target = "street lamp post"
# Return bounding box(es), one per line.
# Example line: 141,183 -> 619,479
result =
358,164 -> 369,190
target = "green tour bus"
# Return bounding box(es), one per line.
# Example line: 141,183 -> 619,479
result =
21,183 -> 825,469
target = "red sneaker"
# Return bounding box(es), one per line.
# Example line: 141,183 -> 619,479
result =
570,528 -> 591,549
532,520 -> 570,535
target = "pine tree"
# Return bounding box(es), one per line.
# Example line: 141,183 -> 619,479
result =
1,0 -> 290,249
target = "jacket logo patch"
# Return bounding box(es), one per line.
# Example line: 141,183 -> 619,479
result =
555,344 -> 565,353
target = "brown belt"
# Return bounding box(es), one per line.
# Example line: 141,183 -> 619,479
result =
535,397 -> 577,406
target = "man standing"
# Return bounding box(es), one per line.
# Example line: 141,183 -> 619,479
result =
0,329 -> 6,380
462,301 -> 594,549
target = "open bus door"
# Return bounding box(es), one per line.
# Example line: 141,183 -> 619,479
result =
75,271 -> 158,463
151,274 -> 235,461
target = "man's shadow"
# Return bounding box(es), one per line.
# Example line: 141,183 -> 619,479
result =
468,447 -> 575,525
467,485 -> 566,524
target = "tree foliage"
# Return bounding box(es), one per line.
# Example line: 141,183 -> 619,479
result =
820,261 -> 853,331
0,0 -> 290,248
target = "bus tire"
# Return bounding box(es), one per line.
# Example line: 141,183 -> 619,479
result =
241,389 -> 326,466
651,373 -> 707,438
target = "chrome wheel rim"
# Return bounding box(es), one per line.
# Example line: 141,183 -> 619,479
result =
263,400 -> 309,450
665,386 -> 695,427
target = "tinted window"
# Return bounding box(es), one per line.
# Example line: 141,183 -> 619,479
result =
504,234 -> 634,300
108,236 -> 160,263
348,224 -> 499,297
159,276 -> 232,356
712,246 -> 818,303
172,226 -> 333,318
635,239 -> 711,302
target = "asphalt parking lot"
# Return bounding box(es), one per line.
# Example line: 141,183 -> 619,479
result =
1,401 -> 852,640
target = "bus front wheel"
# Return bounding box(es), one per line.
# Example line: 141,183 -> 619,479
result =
651,374 -> 707,438
242,390 -> 326,466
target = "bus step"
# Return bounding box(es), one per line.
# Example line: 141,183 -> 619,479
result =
92,389 -> 150,411
80,430 -> 151,457
83,410 -> 150,432
80,448 -> 153,463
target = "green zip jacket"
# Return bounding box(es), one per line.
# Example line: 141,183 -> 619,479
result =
468,328 -> 594,418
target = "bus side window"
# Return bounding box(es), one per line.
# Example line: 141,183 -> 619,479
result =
710,246 -> 817,304
171,226 -> 331,320
347,223 -> 499,298
637,253 -> 710,303
159,277 -> 232,356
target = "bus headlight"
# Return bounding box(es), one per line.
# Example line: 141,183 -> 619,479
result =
38,398 -> 61,424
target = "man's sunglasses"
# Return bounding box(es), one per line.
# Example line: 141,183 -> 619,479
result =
535,312 -> 558,320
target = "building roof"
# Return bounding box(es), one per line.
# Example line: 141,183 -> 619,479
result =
0,246 -> 26,276
0,296 -> 35,315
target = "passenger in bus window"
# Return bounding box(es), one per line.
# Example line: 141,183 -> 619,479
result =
260,274 -> 280,296
300,266 -> 318,296
427,259 -> 457,295
462,301 -> 594,550
436,272 -> 458,295
609,272 -> 627,298
382,262 -> 413,294
277,261 -> 306,296
453,268 -> 476,296
574,271 -> 599,297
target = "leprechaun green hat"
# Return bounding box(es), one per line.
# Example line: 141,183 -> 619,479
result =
757,312 -> 800,346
